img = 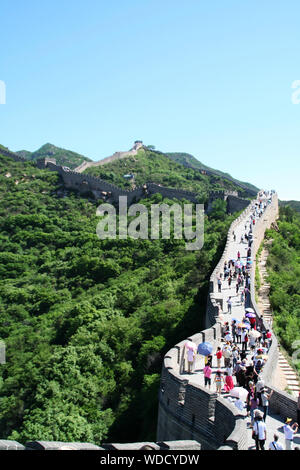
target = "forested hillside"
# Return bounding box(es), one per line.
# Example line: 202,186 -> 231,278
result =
84,147 -> 247,201
16,143 -> 92,170
265,206 -> 300,371
165,151 -> 259,194
0,151 -> 237,444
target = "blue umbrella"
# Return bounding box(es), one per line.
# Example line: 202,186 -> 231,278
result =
197,342 -> 213,356
231,318 -> 239,323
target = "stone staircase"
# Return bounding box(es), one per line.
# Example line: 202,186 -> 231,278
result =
258,243 -> 300,397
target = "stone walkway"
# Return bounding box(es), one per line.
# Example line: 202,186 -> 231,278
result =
181,196 -> 300,450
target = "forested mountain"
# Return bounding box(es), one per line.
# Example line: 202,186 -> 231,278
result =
16,143 -> 92,170
0,149 -> 238,445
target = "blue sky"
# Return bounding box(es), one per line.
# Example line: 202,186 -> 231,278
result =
1,1 -> 300,200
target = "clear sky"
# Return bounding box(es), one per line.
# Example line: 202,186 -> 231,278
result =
1,1 -> 300,200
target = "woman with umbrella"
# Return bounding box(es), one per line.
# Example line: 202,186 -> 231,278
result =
185,341 -> 197,374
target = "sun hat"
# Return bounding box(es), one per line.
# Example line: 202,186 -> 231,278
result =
286,418 -> 292,424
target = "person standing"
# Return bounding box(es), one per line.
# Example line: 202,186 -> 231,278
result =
214,370 -> 223,396
261,388 -> 273,422
217,277 -> 222,293
236,325 -> 242,344
222,344 -> 232,368
241,329 -> 248,352
283,418 -> 298,450
187,348 -> 196,374
224,371 -> 234,393
215,347 -> 222,369
203,363 -> 212,390
231,320 -> 237,343
268,433 -> 283,450
256,377 -> 265,406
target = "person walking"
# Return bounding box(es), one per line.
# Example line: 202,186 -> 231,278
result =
283,418 -> 298,450
227,296 -> 232,314
217,277 -> 222,293
253,414 -> 267,450
250,395 -> 260,427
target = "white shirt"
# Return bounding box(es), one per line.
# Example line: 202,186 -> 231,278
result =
269,440 -> 283,450
254,421 -> 266,440
283,424 -> 294,440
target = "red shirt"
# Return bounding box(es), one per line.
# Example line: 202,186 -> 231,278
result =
216,351 -> 222,359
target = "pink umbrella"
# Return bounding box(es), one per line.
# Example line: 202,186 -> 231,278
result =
185,340 -> 197,350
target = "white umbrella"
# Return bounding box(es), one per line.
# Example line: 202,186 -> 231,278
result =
230,387 -> 249,401
249,330 -> 261,339
245,308 -> 255,313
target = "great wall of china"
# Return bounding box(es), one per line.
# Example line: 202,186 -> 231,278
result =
0,144 -> 252,214
0,147 -> 298,451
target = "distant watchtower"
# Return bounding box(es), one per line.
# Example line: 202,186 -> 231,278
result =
132,140 -> 143,151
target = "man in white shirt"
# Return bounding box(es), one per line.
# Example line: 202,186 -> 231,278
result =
269,433 -> 283,450
253,414 -> 267,450
283,418 -> 298,450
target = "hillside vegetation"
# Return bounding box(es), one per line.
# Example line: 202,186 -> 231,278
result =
84,148 -> 247,201
165,151 -> 259,194
0,151 -> 237,444
16,143 -> 92,170
265,206 -> 300,371
279,200 -> 300,214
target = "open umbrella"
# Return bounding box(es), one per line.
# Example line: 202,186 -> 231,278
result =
245,308 -> 255,313
230,387 -> 249,401
249,330 -> 261,339
185,340 -> 197,350
245,312 -> 256,318
197,342 -> 213,356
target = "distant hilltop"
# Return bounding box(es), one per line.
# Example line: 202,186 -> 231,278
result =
16,143 -> 93,170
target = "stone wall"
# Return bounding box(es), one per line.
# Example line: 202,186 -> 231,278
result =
0,439 -> 201,451
157,193 -> 281,450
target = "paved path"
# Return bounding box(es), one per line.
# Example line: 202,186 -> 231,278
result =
181,196 -> 300,450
